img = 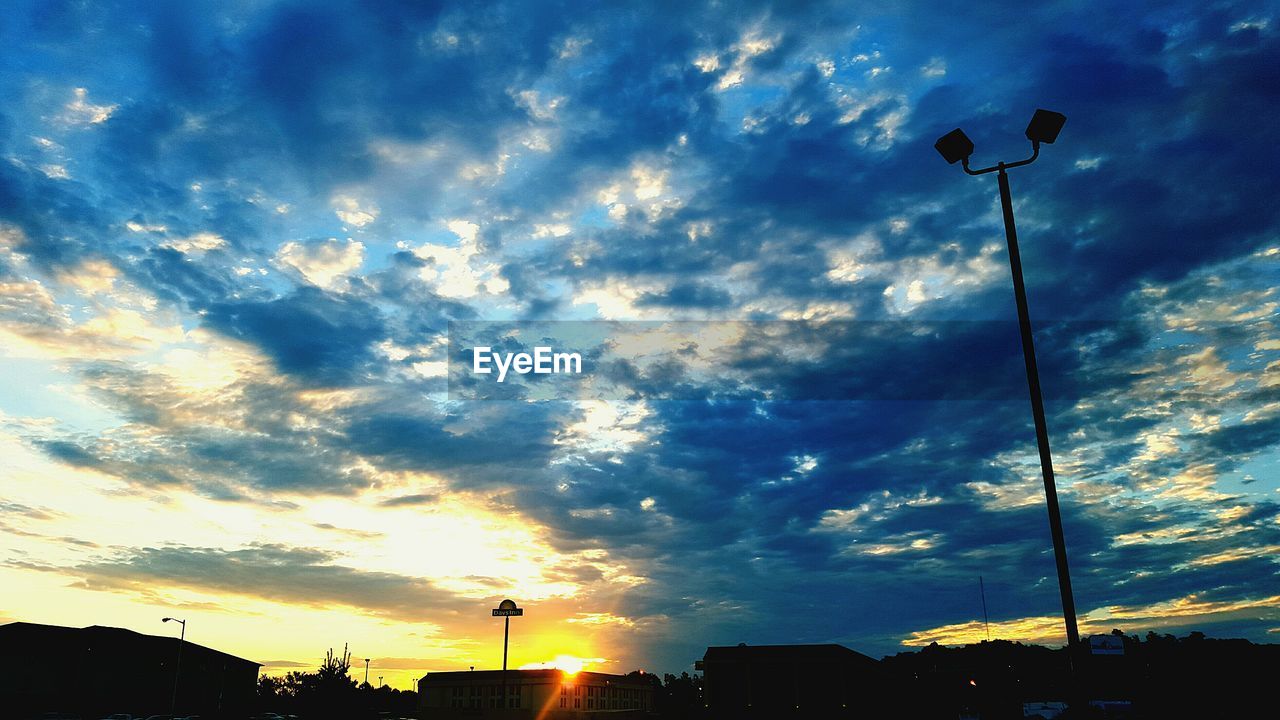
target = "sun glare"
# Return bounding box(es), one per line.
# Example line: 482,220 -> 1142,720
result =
555,655 -> 585,675
521,654 -> 588,675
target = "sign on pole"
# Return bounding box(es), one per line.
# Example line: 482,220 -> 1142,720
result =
494,598 -> 523,616
494,599 -> 523,704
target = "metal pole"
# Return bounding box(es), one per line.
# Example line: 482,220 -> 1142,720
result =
169,621 -> 185,715
501,615 -> 509,707
980,576 -> 990,642
365,659 -> 370,686
997,165 -> 1081,653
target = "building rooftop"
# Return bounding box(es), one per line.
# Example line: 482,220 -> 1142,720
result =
422,669 -> 649,684
702,643 -> 878,665
0,621 -> 260,667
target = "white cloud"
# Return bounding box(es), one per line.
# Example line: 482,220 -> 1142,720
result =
572,280 -> 653,319
512,89 -> 564,121
557,36 -> 591,59
274,238 -> 366,291
829,235 -> 1003,314
162,232 -> 226,254
533,223 -> 572,238
920,57 -> 947,77
446,220 -> 479,243
557,400 -> 654,455
693,53 -> 720,73
63,87 -> 116,125
411,220 -> 506,299
709,27 -> 780,91
331,195 -> 380,227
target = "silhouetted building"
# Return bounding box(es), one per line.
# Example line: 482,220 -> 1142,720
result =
0,621 -> 260,718
696,643 -> 882,717
418,668 -> 653,718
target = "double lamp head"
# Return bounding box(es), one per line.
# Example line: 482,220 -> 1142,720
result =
935,109 -> 1066,165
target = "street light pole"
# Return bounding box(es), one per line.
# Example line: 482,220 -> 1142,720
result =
365,658 -> 370,686
995,163 -> 1081,652
161,617 -> 186,715
935,110 -> 1081,659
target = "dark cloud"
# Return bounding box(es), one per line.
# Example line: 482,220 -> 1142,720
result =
377,494 -> 441,507
0,501 -> 59,521
65,544 -> 468,621
202,288 -> 387,386
33,439 -> 105,469
312,523 -> 385,540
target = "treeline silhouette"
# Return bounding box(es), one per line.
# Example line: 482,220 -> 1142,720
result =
255,645 -> 418,719
880,630 -> 1279,719
253,631 -> 1276,719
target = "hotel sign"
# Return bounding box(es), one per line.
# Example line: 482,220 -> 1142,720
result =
493,599 -> 523,616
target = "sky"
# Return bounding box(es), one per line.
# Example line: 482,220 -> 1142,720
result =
1,0 -> 1279,689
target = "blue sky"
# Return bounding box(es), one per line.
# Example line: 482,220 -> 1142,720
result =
1,0 -> 1278,683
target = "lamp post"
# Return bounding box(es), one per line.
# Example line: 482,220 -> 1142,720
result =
934,110 -> 1081,657
364,658 -> 371,687
161,617 -> 186,715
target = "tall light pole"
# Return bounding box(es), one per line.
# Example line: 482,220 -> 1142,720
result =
161,617 -> 186,715
935,110 -> 1081,657
364,658 -> 370,686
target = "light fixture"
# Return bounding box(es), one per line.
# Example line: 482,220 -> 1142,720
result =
934,128 -> 975,165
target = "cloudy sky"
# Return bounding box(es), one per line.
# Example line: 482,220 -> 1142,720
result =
2,0 -> 1278,687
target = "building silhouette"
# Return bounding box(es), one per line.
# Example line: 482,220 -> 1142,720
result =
418,668 -> 653,718
696,643 -> 882,717
0,621 -> 260,718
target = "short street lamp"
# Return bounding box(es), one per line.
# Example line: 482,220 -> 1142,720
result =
161,617 -> 186,714
934,110 -> 1081,655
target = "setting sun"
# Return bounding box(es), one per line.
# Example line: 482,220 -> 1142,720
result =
556,656 -> 584,675
519,654 -> 597,675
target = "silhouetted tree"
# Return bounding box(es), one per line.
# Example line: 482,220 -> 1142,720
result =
659,671 -> 704,718
256,674 -> 287,715
880,630 -> 1277,719
254,644 -> 360,719
316,644 -> 356,691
